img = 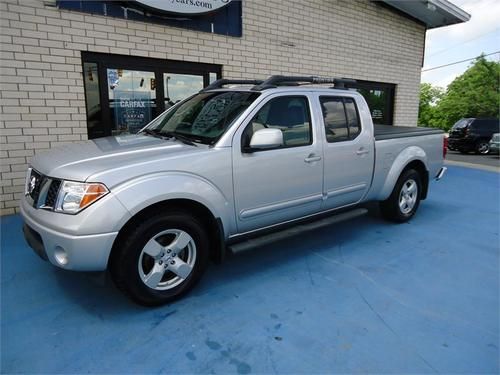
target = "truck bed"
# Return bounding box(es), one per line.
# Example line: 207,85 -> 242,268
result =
374,125 -> 443,141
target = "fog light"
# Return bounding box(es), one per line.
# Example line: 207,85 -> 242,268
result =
54,246 -> 68,266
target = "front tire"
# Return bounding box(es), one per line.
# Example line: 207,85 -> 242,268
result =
109,211 -> 209,306
380,169 -> 422,223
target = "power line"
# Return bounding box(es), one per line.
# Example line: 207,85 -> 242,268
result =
421,51 -> 500,72
427,28 -> 499,58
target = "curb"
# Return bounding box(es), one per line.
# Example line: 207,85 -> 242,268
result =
445,160 -> 500,173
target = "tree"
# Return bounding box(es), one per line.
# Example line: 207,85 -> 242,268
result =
418,83 -> 444,127
419,55 -> 500,131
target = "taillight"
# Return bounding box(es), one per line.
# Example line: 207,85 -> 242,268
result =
443,136 -> 448,159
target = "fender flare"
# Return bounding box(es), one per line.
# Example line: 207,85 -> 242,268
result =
111,171 -> 235,235
378,146 -> 428,201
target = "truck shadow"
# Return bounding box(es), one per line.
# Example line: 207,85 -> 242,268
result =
51,203 -> 441,315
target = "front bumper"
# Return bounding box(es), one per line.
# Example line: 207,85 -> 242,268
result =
448,138 -> 470,149
20,197 -> 121,271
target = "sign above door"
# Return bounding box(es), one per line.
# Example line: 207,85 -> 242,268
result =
58,1 -> 242,37
134,0 -> 232,15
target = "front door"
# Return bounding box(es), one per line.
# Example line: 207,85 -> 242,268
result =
107,68 -> 157,136
163,73 -> 204,108
82,52 -> 221,139
232,94 -> 324,233
317,94 -> 374,209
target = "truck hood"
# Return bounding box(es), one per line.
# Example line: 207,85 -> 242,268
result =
31,134 -> 206,182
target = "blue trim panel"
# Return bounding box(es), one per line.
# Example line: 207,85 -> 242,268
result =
57,0 -> 242,37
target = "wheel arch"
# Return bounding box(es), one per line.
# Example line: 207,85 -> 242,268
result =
378,147 -> 429,201
402,160 -> 429,200
109,198 -> 226,270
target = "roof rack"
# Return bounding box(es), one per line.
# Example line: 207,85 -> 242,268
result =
201,79 -> 264,92
252,75 -> 357,90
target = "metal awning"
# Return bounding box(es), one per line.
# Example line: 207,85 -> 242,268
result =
381,0 -> 470,29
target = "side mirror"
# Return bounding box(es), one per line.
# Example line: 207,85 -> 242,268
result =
249,128 -> 283,150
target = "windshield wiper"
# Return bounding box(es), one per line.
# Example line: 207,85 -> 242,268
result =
142,128 -> 165,138
162,131 -> 198,147
143,128 -> 199,147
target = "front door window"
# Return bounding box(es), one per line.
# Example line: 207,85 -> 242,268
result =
107,69 -> 156,136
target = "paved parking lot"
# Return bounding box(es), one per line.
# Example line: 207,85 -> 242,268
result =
446,149 -> 500,170
1,166 -> 499,374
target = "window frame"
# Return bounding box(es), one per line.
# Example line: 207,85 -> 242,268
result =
241,95 -> 314,152
319,95 -> 362,143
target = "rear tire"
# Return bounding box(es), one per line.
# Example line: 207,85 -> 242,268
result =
475,140 -> 490,154
109,211 -> 209,306
380,169 -> 422,223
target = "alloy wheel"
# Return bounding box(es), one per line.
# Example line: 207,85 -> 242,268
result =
398,179 -> 418,215
138,229 -> 197,290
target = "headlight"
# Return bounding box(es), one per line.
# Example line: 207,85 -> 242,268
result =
55,181 -> 109,214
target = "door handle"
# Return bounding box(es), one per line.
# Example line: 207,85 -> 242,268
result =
356,148 -> 369,155
304,154 -> 321,163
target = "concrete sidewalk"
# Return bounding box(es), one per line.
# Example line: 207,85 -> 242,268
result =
1,166 -> 499,373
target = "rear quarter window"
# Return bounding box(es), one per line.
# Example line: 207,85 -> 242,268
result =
471,119 -> 499,132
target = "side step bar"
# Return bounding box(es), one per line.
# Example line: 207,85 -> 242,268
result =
229,207 -> 368,254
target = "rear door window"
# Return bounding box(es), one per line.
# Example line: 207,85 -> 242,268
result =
320,96 -> 361,143
472,119 -> 495,132
487,120 -> 499,132
344,98 -> 361,138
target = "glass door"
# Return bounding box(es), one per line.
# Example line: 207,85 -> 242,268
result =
83,62 -> 103,138
164,73 -> 204,109
107,68 -> 157,136
81,52 -> 222,139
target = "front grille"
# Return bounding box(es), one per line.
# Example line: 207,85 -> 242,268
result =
28,169 -> 43,205
45,179 -> 61,207
26,169 -> 61,210
492,134 -> 500,142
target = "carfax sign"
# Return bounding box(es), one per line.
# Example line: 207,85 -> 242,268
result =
113,90 -> 152,134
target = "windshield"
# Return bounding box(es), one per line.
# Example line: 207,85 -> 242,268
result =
144,91 -> 260,145
451,118 -> 471,129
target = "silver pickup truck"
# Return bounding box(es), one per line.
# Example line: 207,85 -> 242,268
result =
21,76 -> 446,305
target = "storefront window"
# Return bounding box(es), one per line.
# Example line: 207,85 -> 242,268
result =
107,69 -> 156,136
164,73 -> 204,108
347,81 -> 395,126
83,62 -> 103,138
81,52 -> 222,139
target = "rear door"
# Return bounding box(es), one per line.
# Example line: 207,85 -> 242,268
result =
232,93 -> 324,233
316,94 -> 374,210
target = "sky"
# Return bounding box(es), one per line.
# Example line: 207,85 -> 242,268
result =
421,0 -> 500,89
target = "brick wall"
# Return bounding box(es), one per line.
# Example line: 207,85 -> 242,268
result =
0,0 -> 425,215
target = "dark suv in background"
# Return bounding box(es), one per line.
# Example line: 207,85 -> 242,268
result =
448,118 -> 499,154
